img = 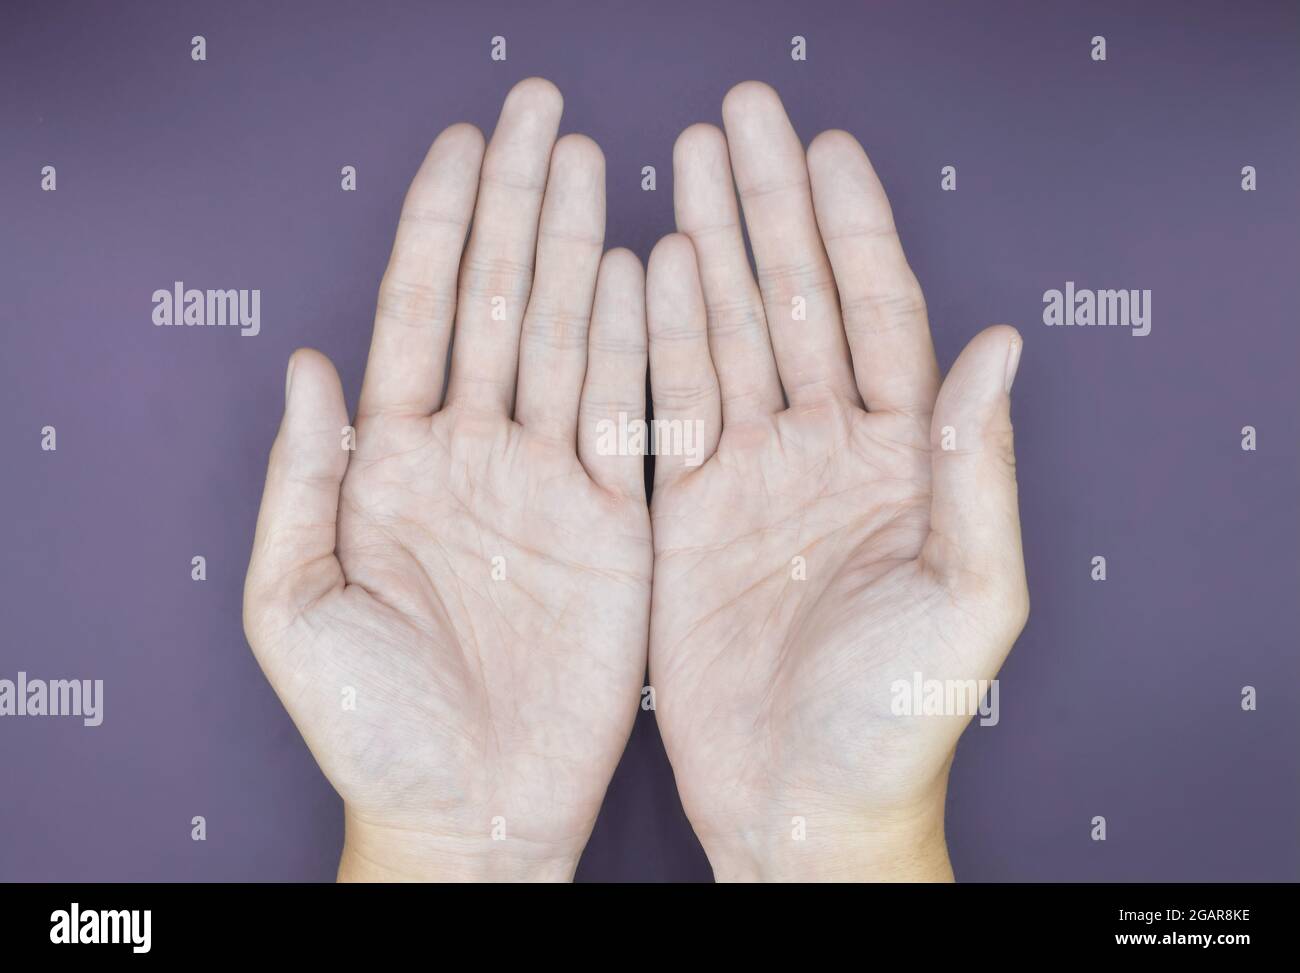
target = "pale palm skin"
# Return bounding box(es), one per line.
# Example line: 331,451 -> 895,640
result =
651,399 -> 1021,879
645,83 -> 1029,880
243,79 -> 653,880
245,76 -> 1029,883
267,409 -> 650,874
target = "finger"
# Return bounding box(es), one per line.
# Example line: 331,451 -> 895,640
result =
646,234 -> 721,488
721,82 -> 858,408
514,134 -> 605,444
807,129 -> 941,415
578,248 -> 647,498
244,349 -> 350,636
673,123 -> 783,424
445,77 -> 563,414
925,326 -> 1026,602
359,123 -> 484,419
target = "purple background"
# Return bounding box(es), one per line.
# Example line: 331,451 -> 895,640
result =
2,0 -> 1297,882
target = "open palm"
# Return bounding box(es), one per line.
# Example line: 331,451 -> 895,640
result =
647,83 -> 1028,880
243,79 -> 651,881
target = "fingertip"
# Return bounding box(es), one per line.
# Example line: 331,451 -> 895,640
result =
721,80 -> 781,123
287,347 -> 339,381
673,122 -> 726,164
430,124 -> 486,178
412,125 -> 485,191
284,348 -> 345,417
596,247 -> 646,318
590,250 -> 647,366
506,76 -> 564,119
982,323 -> 1022,345
599,247 -> 645,288
285,352 -> 299,404
647,234 -> 702,312
969,324 -> 1023,382
672,126 -> 731,230
648,231 -> 697,274
986,325 -> 1023,393
933,326 -> 1024,445
927,323 -> 1028,602
552,132 -> 606,178
670,123 -> 733,186
286,347 -> 319,399
647,235 -> 705,342
435,122 -> 486,155
807,128 -> 864,168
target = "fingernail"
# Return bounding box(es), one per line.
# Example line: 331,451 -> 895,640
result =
1003,337 -> 1022,393
285,356 -> 297,404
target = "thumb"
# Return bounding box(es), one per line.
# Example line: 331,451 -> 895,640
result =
243,349 -> 350,642
924,325 -> 1027,610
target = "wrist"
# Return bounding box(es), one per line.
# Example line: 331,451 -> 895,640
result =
698,800 -> 953,883
337,811 -> 582,882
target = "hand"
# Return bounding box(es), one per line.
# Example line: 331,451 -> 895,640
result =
243,78 -> 651,882
646,82 -> 1028,881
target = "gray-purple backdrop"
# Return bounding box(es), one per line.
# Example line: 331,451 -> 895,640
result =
2,0 -> 1297,881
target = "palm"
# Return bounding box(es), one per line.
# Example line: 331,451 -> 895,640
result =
645,83 -> 1027,874
288,409 -> 649,844
653,404 -> 996,839
244,80 -> 653,878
